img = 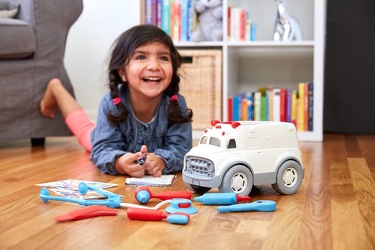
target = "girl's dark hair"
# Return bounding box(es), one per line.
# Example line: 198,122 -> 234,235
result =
107,24 -> 192,124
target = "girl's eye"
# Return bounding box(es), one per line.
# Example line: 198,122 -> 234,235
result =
135,55 -> 146,60
160,56 -> 169,61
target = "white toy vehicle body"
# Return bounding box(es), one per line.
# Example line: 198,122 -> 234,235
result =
182,120 -> 304,196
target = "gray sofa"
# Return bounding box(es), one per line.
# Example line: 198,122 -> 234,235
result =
0,0 -> 83,145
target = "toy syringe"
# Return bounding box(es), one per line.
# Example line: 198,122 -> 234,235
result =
194,193 -> 251,205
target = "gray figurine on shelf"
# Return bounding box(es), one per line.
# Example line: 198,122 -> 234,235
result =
273,0 -> 302,41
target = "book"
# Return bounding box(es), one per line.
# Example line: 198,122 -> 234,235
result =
36,179 -> 118,199
254,91 -> 261,121
297,83 -> 305,131
286,88 -> 292,122
304,83 -> 309,131
125,174 -> 178,186
246,92 -> 253,121
161,0 -> 171,35
291,89 -> 297,126
308,81 -> 314,131
280,88 -> 286,122
227,96 -> 233,121
273,88 -> 281,122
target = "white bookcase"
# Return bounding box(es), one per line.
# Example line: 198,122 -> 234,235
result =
142,0 -> 326,142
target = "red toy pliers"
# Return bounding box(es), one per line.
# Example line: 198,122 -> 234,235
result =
55,205 -> 118,222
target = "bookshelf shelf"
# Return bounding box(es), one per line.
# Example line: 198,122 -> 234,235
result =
141,0 -> 325,142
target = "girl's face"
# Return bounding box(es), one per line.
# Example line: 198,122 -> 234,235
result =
120,42 -> 173,100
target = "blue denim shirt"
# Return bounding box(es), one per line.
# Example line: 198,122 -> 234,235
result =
90,85 -> 192,175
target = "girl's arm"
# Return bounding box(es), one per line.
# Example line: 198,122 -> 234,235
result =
90,95 -> 130,175
154,96 -> 193,174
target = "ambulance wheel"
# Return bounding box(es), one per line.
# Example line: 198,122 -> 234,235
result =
219,165 -> 253,196
186,184 -> 211,194
272,160 -> 303,194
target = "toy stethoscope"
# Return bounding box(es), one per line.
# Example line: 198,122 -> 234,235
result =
40,182 -> 193,224
39,182 -> 171,210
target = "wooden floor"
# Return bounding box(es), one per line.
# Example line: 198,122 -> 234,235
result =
0,134 -> 375,250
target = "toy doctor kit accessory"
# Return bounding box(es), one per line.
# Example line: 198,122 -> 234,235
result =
127,208 -> 190,225
165,198 -> 198,214
134,155 -> 147,165
217,200 -> 276,213
194,193 -> 251,205
55,205 -> 118,222
39,182 -> 171,210
134,186 -> 192,204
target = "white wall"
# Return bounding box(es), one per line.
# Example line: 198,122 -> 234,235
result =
64,0 -> 140,122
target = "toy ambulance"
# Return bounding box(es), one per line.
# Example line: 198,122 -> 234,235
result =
182,120 -> 304,196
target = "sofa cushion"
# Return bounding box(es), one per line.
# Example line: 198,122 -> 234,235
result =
0,17 -> 36,59
0,0 -> 19,18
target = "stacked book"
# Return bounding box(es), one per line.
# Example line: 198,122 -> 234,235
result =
143,0 -> 196,42
227,82 -> 314,131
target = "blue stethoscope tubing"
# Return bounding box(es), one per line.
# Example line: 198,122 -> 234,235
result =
39,182 -> 171,210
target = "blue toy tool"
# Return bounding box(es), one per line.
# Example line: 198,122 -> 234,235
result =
39,182 -> 171,210
217,200 -> 276,213
165,198 -> 198,214
194,193 -> 251,205
135,186 -> 191,204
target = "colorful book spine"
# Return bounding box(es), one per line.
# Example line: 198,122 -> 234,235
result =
157,0 -> 162,27
268,88 -> 274,121
308,81 -> 314,131
227,96 -> 233,121
298,83 -> 305,131
145,0 -> 153,24
180,0 -> 189,41
161,0 -> 171,35
291,90 -> 297,126
286,88 -> 292,123
232,95 -> 240,121
304,83 -> 309,131
254,92 -> 261,121
227,83 -> 313,127
246,92 -> 253,121
241,98 -> 248,121
260,94 -> 267,121
280,88 -> 286,122
273,88 -> 280,122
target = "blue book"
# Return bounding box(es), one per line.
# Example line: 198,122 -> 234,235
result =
246,92 -> 253,121
187,0 -> 193,41
180,0 -> 189,41
232,95 -> 241,121
161,0 -> 171,35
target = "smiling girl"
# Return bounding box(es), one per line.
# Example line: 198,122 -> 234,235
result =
40,25 -> 193,177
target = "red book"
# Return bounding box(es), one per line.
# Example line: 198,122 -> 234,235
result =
227,96 -> 233,121
280,88 -> 286,122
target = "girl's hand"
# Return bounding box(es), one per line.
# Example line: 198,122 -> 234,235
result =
140,145 -> 166,177
115,152 -> 145,177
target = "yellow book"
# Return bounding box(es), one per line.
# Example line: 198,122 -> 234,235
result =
298,83 -> 305,131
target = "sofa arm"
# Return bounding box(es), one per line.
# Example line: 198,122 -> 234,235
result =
13,0 -> 34,24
